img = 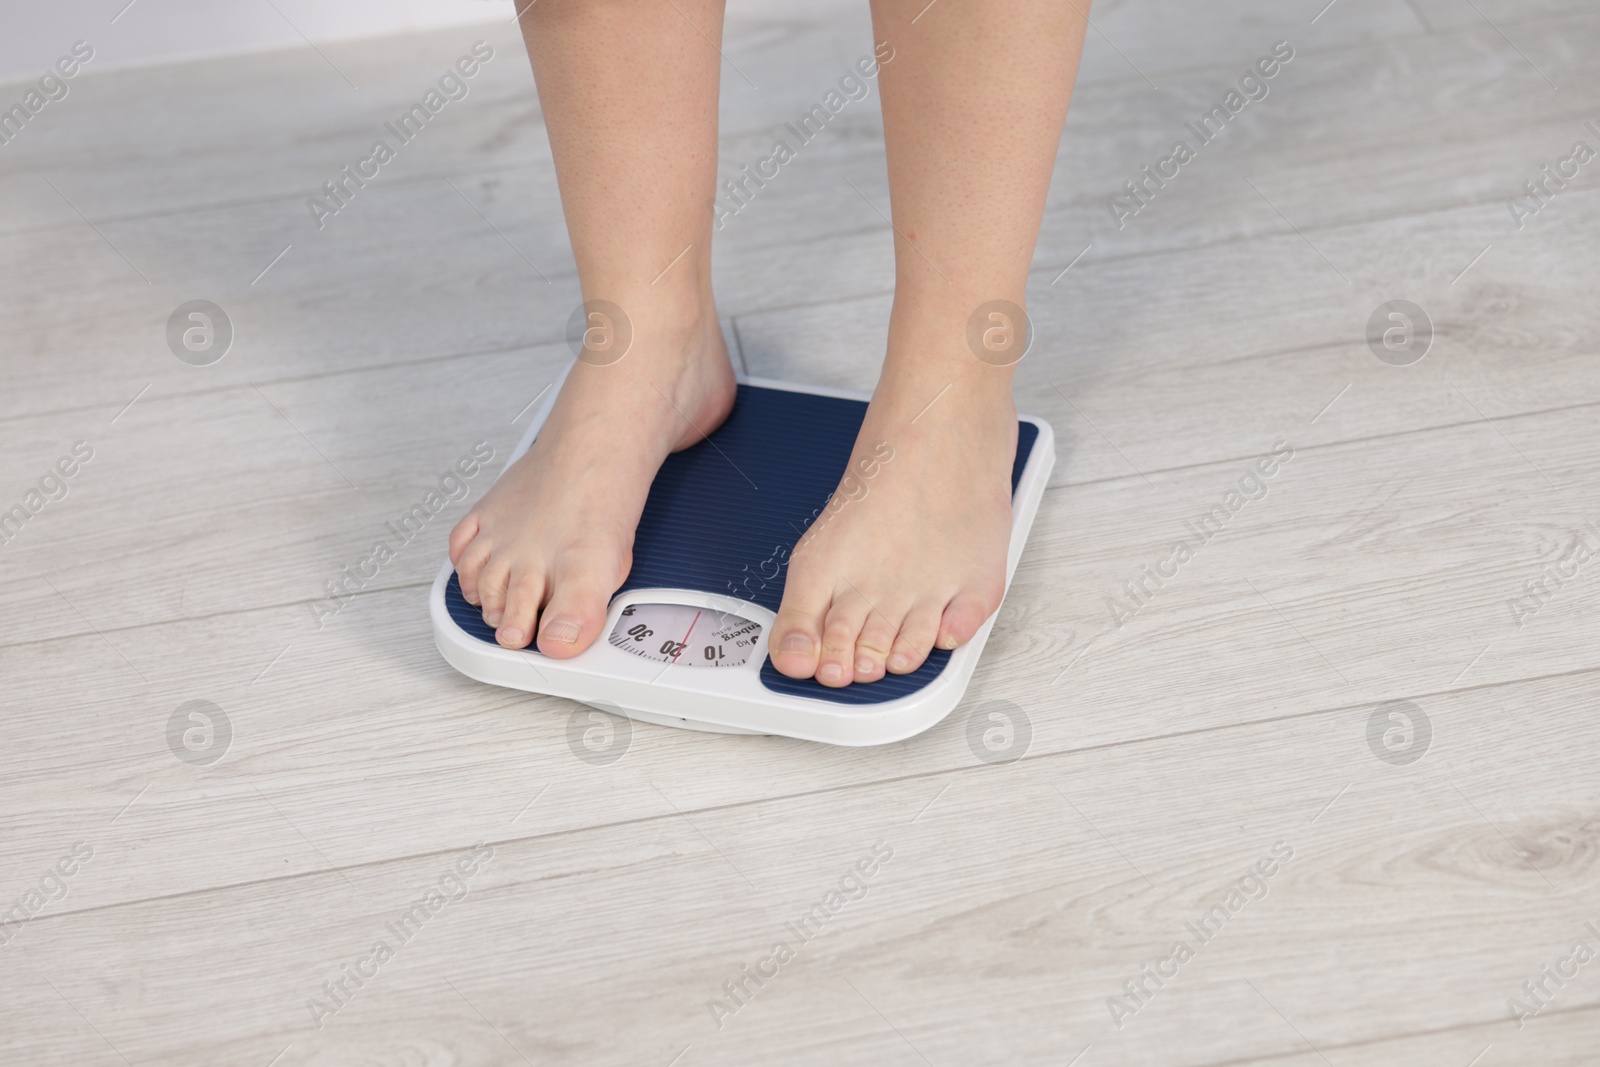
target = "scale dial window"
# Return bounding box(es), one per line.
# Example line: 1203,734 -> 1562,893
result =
607,603 -> 763,668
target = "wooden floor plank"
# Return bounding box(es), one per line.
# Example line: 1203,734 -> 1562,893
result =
1192,1007 -> 1596,1067
2,668 -> 1596,1065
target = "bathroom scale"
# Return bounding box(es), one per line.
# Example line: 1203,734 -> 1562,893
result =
429,372 -> 1053,746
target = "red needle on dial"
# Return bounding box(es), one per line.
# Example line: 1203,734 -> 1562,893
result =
670,610 -> 701,664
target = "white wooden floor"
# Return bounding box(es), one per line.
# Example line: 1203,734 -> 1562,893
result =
3,1 -> 1598,1063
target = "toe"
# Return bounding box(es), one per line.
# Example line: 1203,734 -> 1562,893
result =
770,583 -> 829,680
454,537 -> 492,606
534,551 -> 618,659
477,557 -> 512,628
816,587 -> 872,688
937,582 -> 1004,651
448,513 -> 480,567
888,600 -> 943,674
853,610 -> 900,683
496,567 -> 547,649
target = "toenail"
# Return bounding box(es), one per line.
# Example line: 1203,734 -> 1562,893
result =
542,617 -> 582,643
856,655 -> 875,674
889,652 -> 911,671
820,662 -> 843,683
498,628 -> 524,646
484,610 -> 502,627
938,634 -> 957,650
780,633 -> 813,655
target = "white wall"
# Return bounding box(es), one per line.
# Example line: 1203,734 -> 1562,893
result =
1,0 -> 516,83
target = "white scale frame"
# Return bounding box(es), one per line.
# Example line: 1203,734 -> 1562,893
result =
431,374 -> 1054,747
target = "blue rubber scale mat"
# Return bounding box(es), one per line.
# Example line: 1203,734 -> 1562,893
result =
431,375 -> 1054,746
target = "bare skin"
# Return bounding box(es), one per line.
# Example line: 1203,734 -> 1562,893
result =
774,348 -> 1018,685
449,0 -> 734,656
770,0 -> 1086,685
452,0 -> 1087,681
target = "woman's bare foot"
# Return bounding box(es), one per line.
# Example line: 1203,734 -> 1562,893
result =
449,292 -> 735,656
752,0 -> 1082,687
768,307 -> 1019,687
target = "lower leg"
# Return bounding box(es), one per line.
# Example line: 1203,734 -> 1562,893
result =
450,0 -> 735,656
874,0 -> 1085,316
769,0 -> 1088,684
523,0 -> 724,328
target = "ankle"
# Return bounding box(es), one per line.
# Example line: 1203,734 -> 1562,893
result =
881,320 -> 1021,399
886,285 -> 1030,383
581,243 -> 716,330
577,278 -> 718,360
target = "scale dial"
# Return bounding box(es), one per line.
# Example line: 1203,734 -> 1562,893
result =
607,602 -> 763,668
